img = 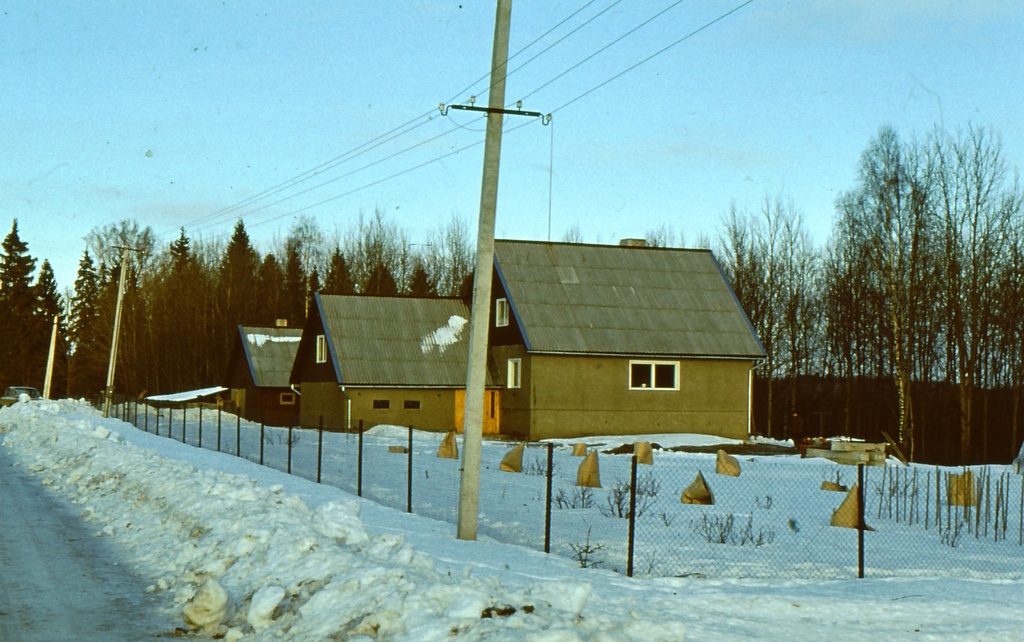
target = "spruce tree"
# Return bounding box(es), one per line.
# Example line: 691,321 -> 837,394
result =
67,250 -> 105,397
0,220 -> 41,387
323,246 -> 354,295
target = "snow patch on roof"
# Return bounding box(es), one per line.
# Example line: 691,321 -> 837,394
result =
420,315 -> 468,355
247,333 -> 302,348
146,386 -> 227,402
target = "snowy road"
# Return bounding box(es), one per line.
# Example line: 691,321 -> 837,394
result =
0,444 -> 172,641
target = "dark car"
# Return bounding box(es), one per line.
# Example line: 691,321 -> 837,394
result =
0,386 -> 42,406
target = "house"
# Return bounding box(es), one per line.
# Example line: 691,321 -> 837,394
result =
290,294 -> 499,433
489,239 -> 765,441
223,325 -> 303,426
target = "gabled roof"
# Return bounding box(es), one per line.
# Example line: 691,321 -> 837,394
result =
239,325 -> 303,388
316,294 -> 478,387
494,240 -> 765,359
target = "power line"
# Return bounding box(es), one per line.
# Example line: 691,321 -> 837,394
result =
165,0 -> 607,242
548,0 -> 756,116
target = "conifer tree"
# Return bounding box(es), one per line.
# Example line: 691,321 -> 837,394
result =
0,220 -> 41,387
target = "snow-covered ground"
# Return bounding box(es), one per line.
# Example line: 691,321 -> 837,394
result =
2,399 -> 1023,640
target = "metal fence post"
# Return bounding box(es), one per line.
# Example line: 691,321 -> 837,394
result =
287,427 -> 293,474
317,417 -> 324,484
217,406 -> 222,453
155,408 -> 159,436
144,403 -> 149,433
169,408 -> 173,440
406,426 -> 413,513
236,413 -> 241,457
858,463 -> 865,579
198,405 -> 203,449
627,454 -> 638,577
545,443 -> 553,554
181,406 -> 187,444
260,423 -> 265,465
357,419 -> 364,498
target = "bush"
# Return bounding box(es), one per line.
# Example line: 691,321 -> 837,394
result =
693,512 -> 775,547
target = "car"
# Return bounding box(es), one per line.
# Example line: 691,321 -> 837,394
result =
0,386 -> 42,406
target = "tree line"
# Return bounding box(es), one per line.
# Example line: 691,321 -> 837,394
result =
1,123 -> 1020,465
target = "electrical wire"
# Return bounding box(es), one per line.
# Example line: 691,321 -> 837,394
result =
172,0 -> 755,243
165,0 -> 608,242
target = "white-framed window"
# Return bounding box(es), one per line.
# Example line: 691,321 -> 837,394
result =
507,358 -> 522,389
495,298 -> 510,327
628,360 -> 679,390
315,334 -> 327,363
279,392 -> 296,406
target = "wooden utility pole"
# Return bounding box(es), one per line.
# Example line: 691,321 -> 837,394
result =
457,0 -> 512,541
102,246 -> 131,418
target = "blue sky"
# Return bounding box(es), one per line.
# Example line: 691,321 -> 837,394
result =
3,1 -> 1022,292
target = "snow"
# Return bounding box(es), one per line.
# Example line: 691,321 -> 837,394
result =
146,386 -> 228,402
246,333 -> 301,348
420,315 -> 468,354
2,399 -> 1023,640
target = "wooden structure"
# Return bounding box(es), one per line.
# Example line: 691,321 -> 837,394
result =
223,325 -> 302,426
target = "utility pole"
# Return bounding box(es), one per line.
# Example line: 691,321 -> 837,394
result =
102,246 -> 131,418
457,0 -> 513,541
43,316 -> 58,399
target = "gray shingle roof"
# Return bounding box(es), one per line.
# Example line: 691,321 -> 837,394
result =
494,240 -> 765,359
240,326 -> 303,388
318,295 -> 475,387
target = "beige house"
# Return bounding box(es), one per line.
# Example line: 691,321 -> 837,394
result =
489,240 -> 765,441
290,294 -> 499,433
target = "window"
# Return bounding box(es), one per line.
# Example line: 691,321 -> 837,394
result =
404,400 -> 421,410
629,361 -> 679,390
315,334 -> 327,363
495,298 -> 510,327
507,358 -> 522,389
279,392 -> 296,406
373,399 -> 390,409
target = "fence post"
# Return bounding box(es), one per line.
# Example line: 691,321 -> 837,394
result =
260,423 -> 265,465
169,408 -> 173,440
236,413 -> 241,457
317,417 -> 324,484
545,443 -> 553,554
287,427 -> 293,474
217,406 -> 222,453
858,463 -> 865,579
155,408 -> 159,436
181,406 -> 187,444
144,403 -> 149,433
627,454 -> 638,577
198,405 -> 203,449
406,426 -> 413,513
133,400 -> 138,427
357,419 -> 364,498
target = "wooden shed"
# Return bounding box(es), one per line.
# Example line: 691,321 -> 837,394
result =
223,325 -> 302,426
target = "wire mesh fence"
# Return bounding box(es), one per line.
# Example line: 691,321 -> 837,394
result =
118,400 -> 1024,582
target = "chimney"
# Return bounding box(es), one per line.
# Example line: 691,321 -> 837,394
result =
619,238 -> 648,248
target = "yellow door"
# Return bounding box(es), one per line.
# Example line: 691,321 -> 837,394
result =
454,389 -> 500,435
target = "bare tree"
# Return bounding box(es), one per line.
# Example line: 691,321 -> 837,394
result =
933,125 -> 1017,462
838,126 -> 934,459
343,208 -> 410,294
423,214 -> 473,297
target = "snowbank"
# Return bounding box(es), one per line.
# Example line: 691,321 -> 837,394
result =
0,400 -> 685,640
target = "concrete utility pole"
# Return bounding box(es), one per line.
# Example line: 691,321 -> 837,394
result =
43,316 -> 58,399
102,246 -> 131,418
457,0 -> 513,541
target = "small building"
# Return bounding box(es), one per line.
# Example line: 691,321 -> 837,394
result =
223,325 -> 303,426
290,294 -> 499,433
489,239 -> 765,441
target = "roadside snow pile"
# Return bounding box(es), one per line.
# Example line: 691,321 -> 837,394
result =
0,400 -> 687,641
